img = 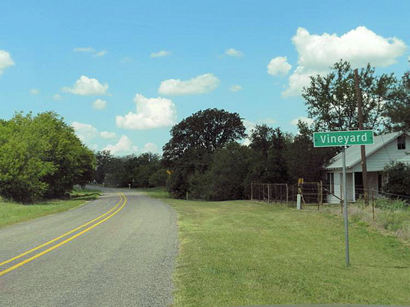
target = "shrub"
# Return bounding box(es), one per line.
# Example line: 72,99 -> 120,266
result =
383,162 -> 410,201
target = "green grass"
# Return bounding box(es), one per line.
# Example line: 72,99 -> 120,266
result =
0,189 -> 101,228
141,188 -> 410,306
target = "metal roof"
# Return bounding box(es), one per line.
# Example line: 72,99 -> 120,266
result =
325,131 -> 404,170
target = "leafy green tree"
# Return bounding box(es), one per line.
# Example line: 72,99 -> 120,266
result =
204,143 -> 255,200
248,125 -> 290,183
286,121 -> 337,183
149,169 -> 168,187
163,108 -> 246,198
95,150 -> 114,184
0,112 -> 95,202
302,60 -> 398,132
0,114 -> 55,202
384,71 -> 410,132
163,108 -> 246,165
33,112 -> 95,198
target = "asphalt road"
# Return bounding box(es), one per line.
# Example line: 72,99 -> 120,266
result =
0,189 -> 178,307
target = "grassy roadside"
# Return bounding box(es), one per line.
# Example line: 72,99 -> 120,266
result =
141,188 -> 410,306
0,188 -> 101,228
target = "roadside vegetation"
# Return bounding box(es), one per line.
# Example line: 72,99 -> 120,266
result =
328,198 -> 410,244
0,112 -> 95,203
142,188 -> 410,306
0,188 -> 100,228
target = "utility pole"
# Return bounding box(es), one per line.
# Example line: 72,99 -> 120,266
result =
354,69 -> 369,205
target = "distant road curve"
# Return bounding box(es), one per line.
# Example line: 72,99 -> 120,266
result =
0,188 -> 178,307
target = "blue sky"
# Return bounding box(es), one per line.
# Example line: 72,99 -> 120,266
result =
0,0 -> 409,155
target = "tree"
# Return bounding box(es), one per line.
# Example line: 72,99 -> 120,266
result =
0,112 -> 95,202
95,150 -> 114,184
0,114 -> 55,202
248,125 -> 290,183
302,60 -> 398,132
384,71 -> 410,132
190,143 -> 255,200
163,108 -> 246,198
163,108 -> 246,165
286,121 -> 337,183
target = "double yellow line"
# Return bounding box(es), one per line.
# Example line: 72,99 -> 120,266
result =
0,193 -> 127,277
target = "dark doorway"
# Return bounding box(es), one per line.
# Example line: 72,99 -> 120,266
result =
354,172 -> 363,200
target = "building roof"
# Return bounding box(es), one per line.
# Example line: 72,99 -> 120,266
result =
325,131 -> 404,170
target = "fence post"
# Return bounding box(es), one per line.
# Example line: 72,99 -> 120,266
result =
372,191 -> 375,221
267,184 -> 270,203
251,182 -> 253,201
286,184 -> 289,203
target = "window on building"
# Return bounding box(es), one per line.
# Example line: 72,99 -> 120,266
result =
397,135 -> 406,150
327,172 -> 334,193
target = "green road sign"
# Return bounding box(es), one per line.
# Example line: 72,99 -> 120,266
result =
313,130 -> 374,147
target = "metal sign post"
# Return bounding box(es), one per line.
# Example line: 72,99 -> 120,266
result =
313,130 -> 374,267
342,146 -> 350,266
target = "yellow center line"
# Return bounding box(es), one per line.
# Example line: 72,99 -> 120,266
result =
0,193 -> 127,277
0,193 -> 124,268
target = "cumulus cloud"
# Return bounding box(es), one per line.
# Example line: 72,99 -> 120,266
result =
283,26 -> 407,97
71,122 -> 98,142
0,50 -> 14,75
225,48 -> 243,57
93,98 -> 107,110
158,73 -> 219,96
267,56 -> 292,76
142,142 -> 159,153
116,94 -> 177,130
290,116 -> 314,126
103,135 -> 138,155
230,85 -> 243,92
53,94 -> 62,101
62,76 -> 108,96
150,50 -> 171,58
100,131 -> 116,139
30,88 -> 40,95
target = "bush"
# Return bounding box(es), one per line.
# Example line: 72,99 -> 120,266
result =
383,162 -> 410,201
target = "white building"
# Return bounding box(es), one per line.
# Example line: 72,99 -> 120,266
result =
325,131 -> 410,204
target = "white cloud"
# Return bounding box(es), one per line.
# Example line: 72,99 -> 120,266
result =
93,98 -> 107,110
71,122 -> 98,142
94,50 -> 107,57
30,88 -> 40,95
53,94 -> 62,101
0,50 -> 14,75
158,73 -> 219,96
267,56 -> 292,76
291,116 -> 314,126
103,135 -> 138,155
116,94 -> 177,130
142,142 -> 158,153
73,47 -> 95,53
283,26 -> 407,97
150,50 -> 171,58
62,76 -> 108,96
225,48 -> 243,57
230,85 -> 243,92
100,131 -> 116,139
74,47 -> 107,57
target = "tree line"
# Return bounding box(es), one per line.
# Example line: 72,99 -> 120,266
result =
1,60 -> 408,202
95,60 -> 409,200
